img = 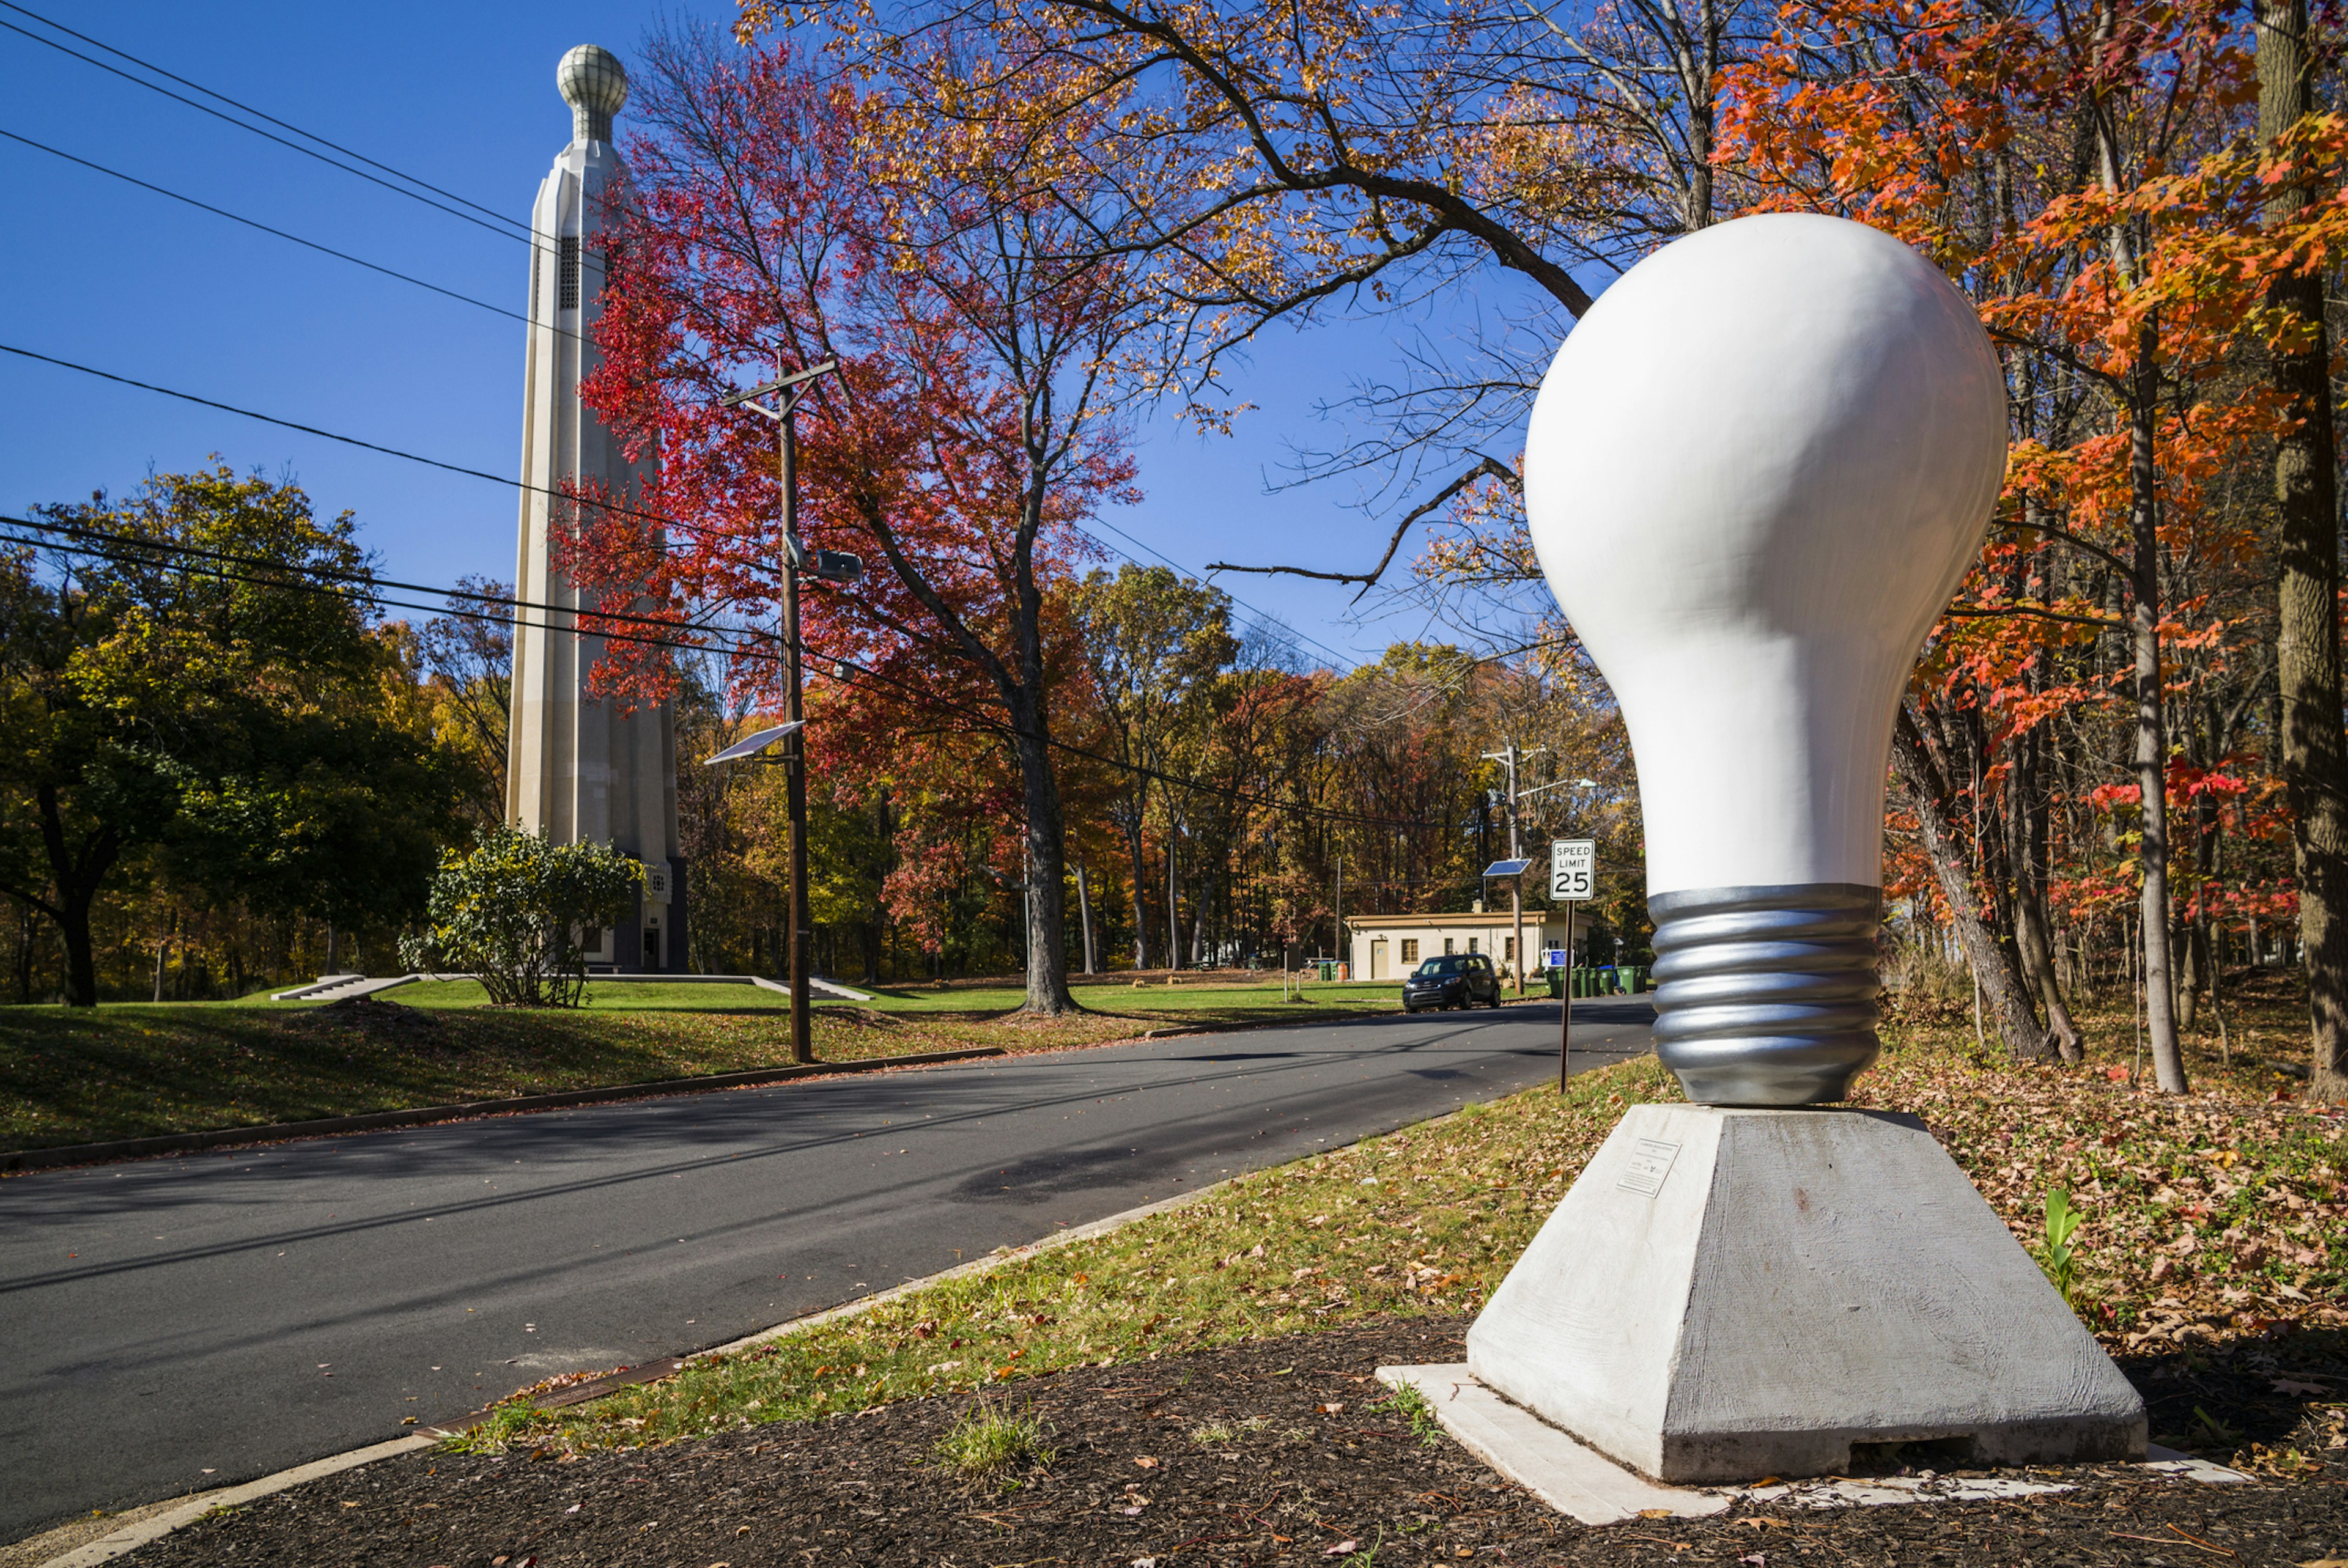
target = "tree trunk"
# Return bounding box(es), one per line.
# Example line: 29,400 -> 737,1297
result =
32,782 -> 114,1008
2008,599 -> 2088,1061
1892,710 -> 2052,1059
2127,326 -> 2189,1094
1074,853 -> 1097,974
1010,694 -> 1076,1014
1165,825 -> 1183,971
1121,819 -> 1153,969
2260,0 -> 2348,1100
2009,778 -> 2087,1061
2179,790 -> 2218,1031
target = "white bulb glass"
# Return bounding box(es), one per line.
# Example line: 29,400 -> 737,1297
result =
1525,214 -> 2006,1103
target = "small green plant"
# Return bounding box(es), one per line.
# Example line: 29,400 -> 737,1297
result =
933,1400 -> 1056,1477
1375,1382 -> 1448,1448
1342,1530 -> 1386,1566
2193,1405 -> 2240,1445
1191,1414 -> 1271,1447
2038,1187 -> 2083,1301
440,1401 -> 552,1456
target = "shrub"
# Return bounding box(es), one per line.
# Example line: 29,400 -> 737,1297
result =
399,826 -> 641,1007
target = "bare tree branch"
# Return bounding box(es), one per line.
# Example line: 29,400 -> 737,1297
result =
1206,454 -> 1518,597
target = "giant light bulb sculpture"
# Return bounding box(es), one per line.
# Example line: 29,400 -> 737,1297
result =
1528,213 -> 2004,1105
1460,215 -> 2143,1485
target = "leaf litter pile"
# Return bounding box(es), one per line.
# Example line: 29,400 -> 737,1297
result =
115,1021 -> 2348,1564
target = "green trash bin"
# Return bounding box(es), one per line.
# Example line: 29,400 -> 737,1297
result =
1315,959 -> 1338,982
1625,965 -> 1645,993
1546,968 -> 1565,999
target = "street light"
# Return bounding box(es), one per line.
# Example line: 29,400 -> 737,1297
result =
1479,745 -> 1598,996
703,720 -> 805,767
718,360 -> 854,1066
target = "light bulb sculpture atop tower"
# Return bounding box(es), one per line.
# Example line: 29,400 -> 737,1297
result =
1528,213 -> 2003,1106
1456,215 -> 2144,1488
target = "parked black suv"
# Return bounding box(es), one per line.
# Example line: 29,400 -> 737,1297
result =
1401,952 -> 1502,1012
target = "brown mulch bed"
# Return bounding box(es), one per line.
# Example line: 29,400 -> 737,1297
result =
122,1318 -> 2348,1567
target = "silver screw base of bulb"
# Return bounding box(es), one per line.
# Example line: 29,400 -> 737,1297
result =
1647,883 -> 1881,1105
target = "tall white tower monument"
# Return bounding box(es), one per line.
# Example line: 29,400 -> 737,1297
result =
506,44 -> 685,971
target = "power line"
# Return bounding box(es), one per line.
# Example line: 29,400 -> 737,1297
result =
0,7 -> 544,253
18,510 -> 735,641
0,127 -> 591,345
0,30 -> 1362,681
2,342 -> 1412,691
1080,515 -> 1364,674
0,7 -> 1472,687
0,340 -> 700,540
0,1 -> 533,237
0,59 -> 1375,686
1,516 -> 1450,831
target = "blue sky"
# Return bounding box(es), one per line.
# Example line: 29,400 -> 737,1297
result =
0,1 -> 1561,672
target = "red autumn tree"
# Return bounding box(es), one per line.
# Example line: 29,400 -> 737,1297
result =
562,28 -> 1148,1014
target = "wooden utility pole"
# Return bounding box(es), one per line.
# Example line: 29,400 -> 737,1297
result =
720,361 -> 842,1066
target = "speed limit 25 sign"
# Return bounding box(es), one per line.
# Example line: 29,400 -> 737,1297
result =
1549,839 -> 1597,901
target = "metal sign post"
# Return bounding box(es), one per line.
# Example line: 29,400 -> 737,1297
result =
1550,838 -> 1597,1091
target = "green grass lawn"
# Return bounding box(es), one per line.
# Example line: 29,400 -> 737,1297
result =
0,973 -> 1425,1152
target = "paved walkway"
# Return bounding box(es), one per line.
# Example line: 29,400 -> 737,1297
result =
0,999 -> 1653,1542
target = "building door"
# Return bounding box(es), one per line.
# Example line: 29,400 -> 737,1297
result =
1370,938 -> 1387,979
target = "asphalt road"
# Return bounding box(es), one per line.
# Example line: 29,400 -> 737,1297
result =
0,998 -> 1654,1542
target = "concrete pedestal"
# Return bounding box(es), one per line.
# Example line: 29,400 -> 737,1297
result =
1466,1105 -> 2145,1484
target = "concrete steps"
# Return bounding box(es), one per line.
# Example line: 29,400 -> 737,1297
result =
269,974 -> 427,1003
268,973 -> 874,1003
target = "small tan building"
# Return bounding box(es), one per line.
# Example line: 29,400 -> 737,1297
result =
1347,909 -> 1589,982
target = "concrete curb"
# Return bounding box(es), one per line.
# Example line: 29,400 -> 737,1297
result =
31,1436 -> 438,1567
0,1047 -> 1003,1175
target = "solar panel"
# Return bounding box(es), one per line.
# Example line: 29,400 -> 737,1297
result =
1482,858 -> 1534,878
704,720 -> 804,765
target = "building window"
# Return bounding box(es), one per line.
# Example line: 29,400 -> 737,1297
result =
1401,939 -> 1419,963
559,235 -> 580,310
1505,937 -> 1516,960
1444,937 -> 1456,955
1468,937 -> 1479,954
